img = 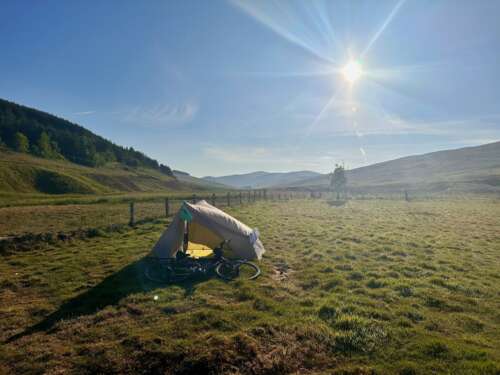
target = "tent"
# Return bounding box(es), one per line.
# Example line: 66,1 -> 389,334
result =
149,200 -> 265,260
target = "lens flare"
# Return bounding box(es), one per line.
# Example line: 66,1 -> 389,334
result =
341,60 -> 363,83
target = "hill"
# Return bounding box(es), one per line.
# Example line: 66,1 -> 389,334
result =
203,170 -> 321,189
173,170 -> 231,190
288,141 -> 500,195
0,98 -> 173,174
0,149 -> 182,196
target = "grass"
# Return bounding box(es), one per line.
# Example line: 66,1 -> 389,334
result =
0,150 -> 227,207
1,199 -> 499,374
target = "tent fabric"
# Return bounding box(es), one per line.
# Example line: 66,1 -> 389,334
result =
150,200 -> 265,260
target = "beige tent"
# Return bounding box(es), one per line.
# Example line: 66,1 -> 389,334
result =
150,200 -> 265,260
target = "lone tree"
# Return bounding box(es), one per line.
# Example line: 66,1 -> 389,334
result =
330,164 -> 347,200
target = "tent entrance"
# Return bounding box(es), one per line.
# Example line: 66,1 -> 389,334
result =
186,242 -> 214,258
184,220 -> 223,258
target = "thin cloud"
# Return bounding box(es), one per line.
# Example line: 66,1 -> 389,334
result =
73,110 -> 96,115
120,102 -> 198,128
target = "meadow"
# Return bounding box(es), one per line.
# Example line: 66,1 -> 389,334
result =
1,198 -> 499,374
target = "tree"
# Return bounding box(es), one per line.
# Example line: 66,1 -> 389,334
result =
14,132 -> 30,153
37,131 -> 53,158
330,164 -> 347,200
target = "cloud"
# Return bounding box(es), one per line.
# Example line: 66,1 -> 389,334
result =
201,144 -> 362,173
73,110 -> 96,115
120,101 -> 198,128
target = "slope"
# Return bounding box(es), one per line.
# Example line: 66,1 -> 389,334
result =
288,141 -> 500,195
203,170 -> 321,189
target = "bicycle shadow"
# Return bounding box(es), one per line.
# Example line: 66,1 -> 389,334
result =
6,257 -> 205,343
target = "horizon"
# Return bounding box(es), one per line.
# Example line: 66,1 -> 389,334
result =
197,139 -> 499,178
2,1 -> 500,177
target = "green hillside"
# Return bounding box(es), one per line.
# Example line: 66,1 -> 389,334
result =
287,141 -> 500,195
0,98 -> 173,174
0,150 -> 186,205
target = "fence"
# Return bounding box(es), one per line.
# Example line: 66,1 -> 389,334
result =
0,189 -> 479,238
126,189 -> 309,226
0,189 -> 311,237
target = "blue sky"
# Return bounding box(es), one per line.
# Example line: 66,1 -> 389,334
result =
1,0 -> 499,176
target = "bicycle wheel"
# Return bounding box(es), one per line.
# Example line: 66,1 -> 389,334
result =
215,261 -> 261,281
237,261 -> 261,280
144,260 -> 174,283
215,261 -> 239,281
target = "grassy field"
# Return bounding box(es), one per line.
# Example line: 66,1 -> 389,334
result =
1,199 -> 499,374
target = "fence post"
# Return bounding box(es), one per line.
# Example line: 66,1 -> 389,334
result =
248,190 -> 251,203
227,192 -> 231,206
253,190 -> 256,202
211,193 -> 216,206
129,201 -> 135,226
239,191 -> 242,204
192,194 -> 196,203
165,198 -> 169,217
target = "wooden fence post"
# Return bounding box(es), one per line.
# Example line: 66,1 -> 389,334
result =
192,194 -> 196,203
227,192 -> 231,206
129,201 -> 135,226
165,198 -> 169,217
264,189 -> 267,200
253,190 -> 256,202
248,190 -> 251,203
211,193 -> 216,206
239,191 -> 242,204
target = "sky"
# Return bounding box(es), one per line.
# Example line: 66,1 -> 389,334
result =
1,0 -> 500,177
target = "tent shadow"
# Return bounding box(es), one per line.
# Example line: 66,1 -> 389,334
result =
6,257 -> 203,343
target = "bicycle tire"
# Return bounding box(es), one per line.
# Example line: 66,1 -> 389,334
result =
215,260 -> 260,281
144,262 -> 174,283
237,261 -> 261,280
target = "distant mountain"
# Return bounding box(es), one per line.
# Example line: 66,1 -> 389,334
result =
203,170 -> 322,189
173,170 -> 230,190
288,141 -> 500,195
0,98 -> 173,175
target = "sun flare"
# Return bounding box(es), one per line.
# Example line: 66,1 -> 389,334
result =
341,60 -> 363,83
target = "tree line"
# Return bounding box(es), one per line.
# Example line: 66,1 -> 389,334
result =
0,98 -> 173,175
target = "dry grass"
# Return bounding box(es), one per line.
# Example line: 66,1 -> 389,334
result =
1,198 -> 499,374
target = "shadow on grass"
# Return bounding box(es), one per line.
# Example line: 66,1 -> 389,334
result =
6,257 -> 204,343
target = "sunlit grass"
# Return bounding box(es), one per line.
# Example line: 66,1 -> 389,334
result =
1,199 -> 499,373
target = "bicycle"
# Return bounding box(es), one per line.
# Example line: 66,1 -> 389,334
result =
144,240 -> 260,283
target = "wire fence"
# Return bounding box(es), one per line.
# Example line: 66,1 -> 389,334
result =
0,190 -> 309,237
0,188 -> 479,238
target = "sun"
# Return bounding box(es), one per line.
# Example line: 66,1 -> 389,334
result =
341,60 -> 363,83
